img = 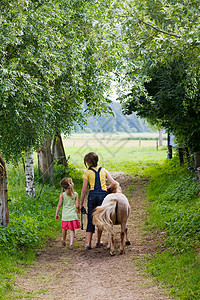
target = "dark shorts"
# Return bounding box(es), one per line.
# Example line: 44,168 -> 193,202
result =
86,191 -> 108,233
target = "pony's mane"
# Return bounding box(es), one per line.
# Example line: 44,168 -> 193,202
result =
107,182 -> 122,194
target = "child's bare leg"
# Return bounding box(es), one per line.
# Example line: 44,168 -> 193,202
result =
86,232 -> 93,247
62,230 -> 67,246
69,229 -> 75,246
97,228 -> 102,244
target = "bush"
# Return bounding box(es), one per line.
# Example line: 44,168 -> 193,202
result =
0,215 -> 41,252
53,160 -> 83,191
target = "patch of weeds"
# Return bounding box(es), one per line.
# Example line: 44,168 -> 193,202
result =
145,249 -> 200,299
39,274 -> 52,283
37,288 -> 49,294
0,254 -> 21,299
61,259 -> 69,264
12,291 -> 35,299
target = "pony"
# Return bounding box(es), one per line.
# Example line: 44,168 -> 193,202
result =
93,182 -> 131,256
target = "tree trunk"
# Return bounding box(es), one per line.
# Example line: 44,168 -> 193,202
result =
185,147 -> 190,168
194,151 -> 200,183
178,148 -> 184,166
0,153 -> 9,226
37,139 -> 53,183
159,129 -> 163,146
194,151 -> 200,170
25,149 -> 35,197
167,133 -> 172,159
52,133 -> 68,167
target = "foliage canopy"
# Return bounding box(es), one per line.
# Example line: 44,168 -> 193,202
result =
0,0 -> 118,161
117,0 -> 200,151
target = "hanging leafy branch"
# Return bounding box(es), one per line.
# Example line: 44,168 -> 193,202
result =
137,18 -> 181,39
0,0 -> 118,162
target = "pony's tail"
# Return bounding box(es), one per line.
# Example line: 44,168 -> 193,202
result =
92,199 -> 117,234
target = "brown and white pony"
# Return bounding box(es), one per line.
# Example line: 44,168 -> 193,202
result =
93,183 -> 131,256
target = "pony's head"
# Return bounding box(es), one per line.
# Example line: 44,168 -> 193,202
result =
107,182 -> 122,194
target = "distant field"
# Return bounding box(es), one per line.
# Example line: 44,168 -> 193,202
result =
63,133 -> 167,175
64,132 -> 167,139
63,132 -> 167,147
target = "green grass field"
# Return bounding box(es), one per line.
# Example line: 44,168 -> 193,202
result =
63,133 -> 167,175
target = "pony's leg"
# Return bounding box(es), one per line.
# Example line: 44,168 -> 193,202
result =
107,233 -> 111,249
109,234 -> 115,256
96,228 -> 103,244
120,224 -> 126,254
120,231 -> 125,254
125,226 -> 131,245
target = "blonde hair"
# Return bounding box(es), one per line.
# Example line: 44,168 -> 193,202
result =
60,177 -> 74,199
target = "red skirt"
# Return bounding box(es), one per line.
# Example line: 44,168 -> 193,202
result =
61,220 -> 81,230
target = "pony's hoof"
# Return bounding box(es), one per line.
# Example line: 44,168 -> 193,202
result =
110,251 -> 115,256
126,241 -> 131,246
119,249 -> 125,255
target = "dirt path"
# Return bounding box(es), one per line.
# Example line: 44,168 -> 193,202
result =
13,174 -> 172,300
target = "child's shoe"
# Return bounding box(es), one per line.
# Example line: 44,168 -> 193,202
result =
95,242 -> 103,248
85,245 -> 91,250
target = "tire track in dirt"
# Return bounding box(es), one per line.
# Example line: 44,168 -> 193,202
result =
12,173 -> 172,300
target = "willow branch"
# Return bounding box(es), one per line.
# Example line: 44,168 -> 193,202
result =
139,19 -> 181,39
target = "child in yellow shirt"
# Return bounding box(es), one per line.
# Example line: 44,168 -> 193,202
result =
80,152 -> 117,249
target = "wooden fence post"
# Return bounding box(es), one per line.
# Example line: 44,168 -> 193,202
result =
185,147 -> 190,168
0,154 -> 9,226
194,151 -> 200,183
167,133 -> 172,159
159,129 -> 163,146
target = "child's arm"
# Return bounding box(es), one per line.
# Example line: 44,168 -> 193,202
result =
75,192 -> 80,212
55,194 -> 63,220
107,172 -> 118,185
80,178 -> 88,209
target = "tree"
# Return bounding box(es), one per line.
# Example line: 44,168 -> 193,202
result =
52,133 -> 68,168
120,57 -> 200,154
74,101 -> 150,133
0,0 -> 117,163
0,0 -> 124,205
37,139 -> 54,183
115,0 -> 200,154
25,149 -> 35,197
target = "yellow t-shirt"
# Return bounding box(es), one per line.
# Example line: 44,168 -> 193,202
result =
83,166 -> 109,191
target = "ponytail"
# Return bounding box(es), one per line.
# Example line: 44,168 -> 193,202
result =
60,177 -> 74,199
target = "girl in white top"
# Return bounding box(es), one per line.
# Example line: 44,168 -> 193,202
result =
55,177 -> 80,247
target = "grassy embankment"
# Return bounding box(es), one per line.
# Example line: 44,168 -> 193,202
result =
143,159 -> 200,299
